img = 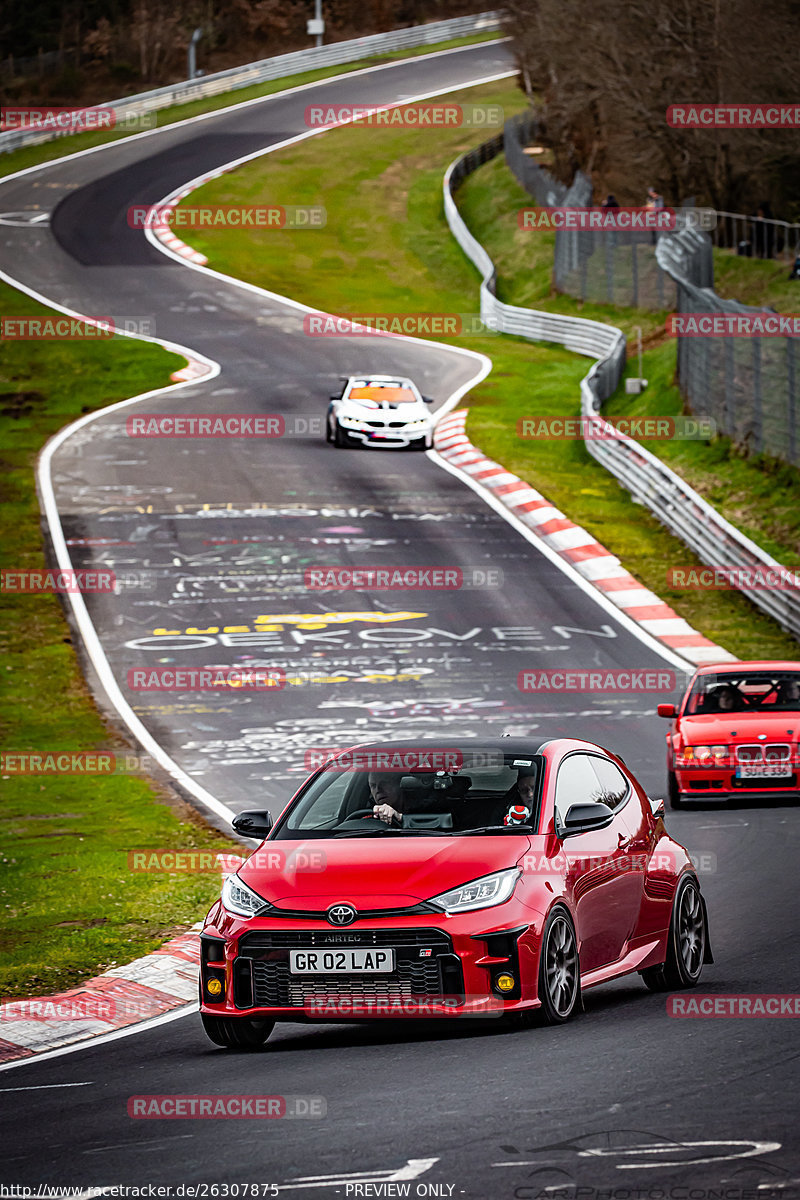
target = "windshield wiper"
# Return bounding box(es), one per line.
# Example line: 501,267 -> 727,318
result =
332,827 -> 449,838
454,825 -> 533,836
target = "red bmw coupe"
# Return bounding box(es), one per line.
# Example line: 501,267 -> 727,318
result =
658,661 -> 800,809
199,738 -> 712,1048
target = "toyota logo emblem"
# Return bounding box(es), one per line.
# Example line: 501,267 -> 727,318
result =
327,903 -> 357,926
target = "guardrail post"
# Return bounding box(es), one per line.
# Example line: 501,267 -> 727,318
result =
788,338 -> 797,467
752,339 -> 763,454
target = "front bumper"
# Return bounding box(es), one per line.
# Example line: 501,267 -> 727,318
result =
342,422 -> 430,448
674,764 -> 800,800
200,915 -> 539,1020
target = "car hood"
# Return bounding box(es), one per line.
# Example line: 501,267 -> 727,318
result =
678,713 -> 800,741
341,399 -> 426,418
239,835 -> 531,909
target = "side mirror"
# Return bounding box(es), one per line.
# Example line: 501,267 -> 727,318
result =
561,801 -> 614,836
232,809 -> 273,839
422,395 -> 434,404
657,703 -> 677,718
649,796 -> 666,820
329,394 -> 341,402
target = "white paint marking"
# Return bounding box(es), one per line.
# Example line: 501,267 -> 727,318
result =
0,1080 -> 94,1091
276,1158 -> 438,1190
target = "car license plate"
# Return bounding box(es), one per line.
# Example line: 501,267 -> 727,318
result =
735,763 -> 792,778
289,948 -> 395,974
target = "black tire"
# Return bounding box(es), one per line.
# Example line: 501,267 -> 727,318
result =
537,907 -> 580,1024
640,874 -> 707,992
201,1013 -> 274,1049
325,410 -> 334,442
667,770 -> 684,809
411,436 -> 429,451
333,421 -> 349,448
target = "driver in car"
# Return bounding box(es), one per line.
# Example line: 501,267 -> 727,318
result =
369,772 -> 444,824
705,683 -> 743,712
369,772 -> 405,824
503,767 -> 536,825
775,679 -> 800,707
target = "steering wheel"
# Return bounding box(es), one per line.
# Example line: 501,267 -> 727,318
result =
345,806 -> 402,827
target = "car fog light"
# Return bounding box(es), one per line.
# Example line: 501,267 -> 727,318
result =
206,977 -> 223,997
495,973 -> 516,992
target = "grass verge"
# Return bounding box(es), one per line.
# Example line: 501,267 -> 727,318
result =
713,248 -> 800,313
0,287 -> 236,1000
174,79 -> 798,659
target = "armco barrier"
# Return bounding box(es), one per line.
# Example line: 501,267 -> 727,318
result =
444,138 -> 800,643
0,12 -> 503,155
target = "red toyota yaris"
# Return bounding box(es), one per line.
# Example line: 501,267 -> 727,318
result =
199,738 -> 712,1048
658,661 -> 800,809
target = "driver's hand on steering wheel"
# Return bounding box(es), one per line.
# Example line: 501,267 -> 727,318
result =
372,803 -> 400,824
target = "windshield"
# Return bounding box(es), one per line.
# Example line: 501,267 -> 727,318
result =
685,670 -> 800,715
348,383 -> 417,405
271,754 -> 542,838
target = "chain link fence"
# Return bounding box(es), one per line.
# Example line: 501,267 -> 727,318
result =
711,211 -> 800,264
657,231 -> 800,466
505,110 -> 800,470
505,112 -> 678,311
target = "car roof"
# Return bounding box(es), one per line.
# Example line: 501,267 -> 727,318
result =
346,374 -> 414,386
325,736 -> 612,759
694,660 -> 800,676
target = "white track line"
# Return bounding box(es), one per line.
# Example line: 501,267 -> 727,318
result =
1,59 -> 513,826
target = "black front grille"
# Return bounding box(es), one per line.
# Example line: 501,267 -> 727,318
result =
241,927 -> 449,950
252,959 -> 443,1007
235,928 -> 461,1009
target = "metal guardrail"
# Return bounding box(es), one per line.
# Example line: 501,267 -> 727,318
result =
444,137 -> 800,644
0,11 -> 503,155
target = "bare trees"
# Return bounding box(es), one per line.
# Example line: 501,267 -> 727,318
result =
503,0 -> 800,214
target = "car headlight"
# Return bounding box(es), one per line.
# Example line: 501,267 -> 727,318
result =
221,874 -> 269,917
676,744 -> 729,766
339,416 -> 363,428
404,418 -> 428,428
429,868 -> 520,914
